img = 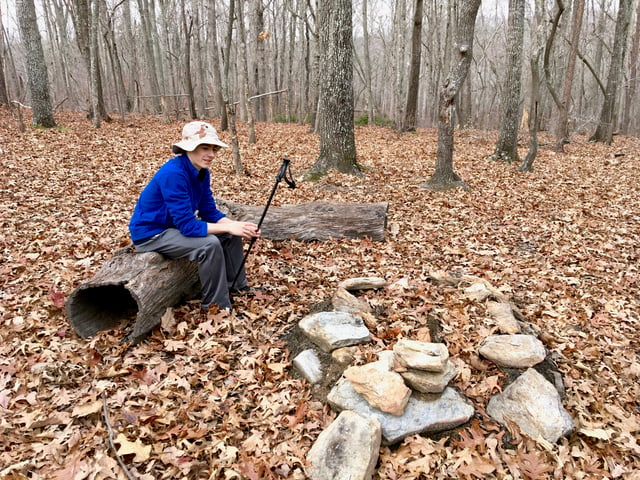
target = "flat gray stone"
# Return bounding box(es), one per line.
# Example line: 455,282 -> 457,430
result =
299,311 -> 371,352
327,378 -> 474,445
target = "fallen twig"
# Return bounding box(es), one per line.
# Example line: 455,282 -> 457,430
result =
102,391 -> 136,480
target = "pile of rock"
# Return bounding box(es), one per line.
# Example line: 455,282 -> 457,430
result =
294,278 -> 474,479
293,275 -> 575,480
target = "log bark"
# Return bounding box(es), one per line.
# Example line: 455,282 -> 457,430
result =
218,199 -> 388,242
66,201 -> 388,342
66,245 -> 200,343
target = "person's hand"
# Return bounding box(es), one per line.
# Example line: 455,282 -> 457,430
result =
230,221 -> 261,240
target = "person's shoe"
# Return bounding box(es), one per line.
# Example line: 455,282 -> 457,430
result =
230,285 -> 262,297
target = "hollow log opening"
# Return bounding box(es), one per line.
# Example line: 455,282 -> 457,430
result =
67,284 -> 139,338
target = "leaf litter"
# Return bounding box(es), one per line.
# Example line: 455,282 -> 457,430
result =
0,109 -> 639,479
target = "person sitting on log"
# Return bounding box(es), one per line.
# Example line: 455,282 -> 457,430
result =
128,121 -> 260,315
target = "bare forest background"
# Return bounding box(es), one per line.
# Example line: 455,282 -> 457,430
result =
1,0 -> 639,145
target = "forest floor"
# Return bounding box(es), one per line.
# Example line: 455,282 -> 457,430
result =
1,109 -> 639,480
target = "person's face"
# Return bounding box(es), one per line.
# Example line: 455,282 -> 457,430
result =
187,144 -> 221,170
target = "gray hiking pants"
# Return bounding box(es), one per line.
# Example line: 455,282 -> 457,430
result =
134,228 -> 247,310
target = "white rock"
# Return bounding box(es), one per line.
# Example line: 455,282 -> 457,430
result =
479,334 -> 546,368
299,311 -> 371,352
487,301 -> 521,334
487,368 -> 574,443
328,380 -> 475,445
293,349 -> 323,384
338,277 -> 387,291
307,410 -> 381,480
393,340 -> 449,372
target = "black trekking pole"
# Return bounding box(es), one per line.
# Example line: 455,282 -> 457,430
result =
231,158 -> 296,290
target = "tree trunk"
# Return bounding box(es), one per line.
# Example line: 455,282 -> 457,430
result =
422,0 -> 481,191
362,0 -> 375,125
208,0 -> 226,126
68,0 -> 111,122
180,0 -> 197,119
222,0 -> 243,174
490,0 -> 525,164
520,0 -> 545,172
393,0 -> 407,130
0,3 -> 9,106
136,0 -> 162,114
543,0 -> 566,112
590,0 -> 633,144
237,0 -> 257,143
403,0 -> 424,132
306,0 -> 359,178
103,2 -> 128,121
554,0 -> 584,151
89,0 -> 100,128
17,0 -> 56,128
66,201 -> 388,342
620,0 -> 640,135
253,0 -> 267,121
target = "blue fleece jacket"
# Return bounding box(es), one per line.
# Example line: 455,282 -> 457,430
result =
129,154 -> 226,243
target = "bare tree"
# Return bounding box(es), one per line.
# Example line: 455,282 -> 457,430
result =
66,0 -> 111,122
208,0 -> 227,128
392,0 -> 407,130
17,0 -> 56,127
590,0 -> 634,144
237,0 -> 257,143
361,0 -> 375,125
306,0 -> 358,178
554,0 -> 585,151
489,0 -> 526,164
519,0 -> 545,172
0,4 -> 9,106
222,0 -> 244,174
137,0 -> 163,114
89,0 -> 100,128
621,0 -> 640,134
180,0 -> 197,119
422,0 -> 481,191
253,0 -> 267,121
403,0 -> 424,132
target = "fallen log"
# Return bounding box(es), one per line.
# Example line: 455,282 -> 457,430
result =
66,200 -> 389,342
66,246 -> 200,343
217,199 -> 388,242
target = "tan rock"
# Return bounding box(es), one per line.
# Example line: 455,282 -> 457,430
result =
479,334 -> 546,368
344,362 -> 411,416
393,340 -> 449,373
338,277 -> 387,291
487,302 -> 521,334
400,360 -> 458,394
332,287 -> 372,314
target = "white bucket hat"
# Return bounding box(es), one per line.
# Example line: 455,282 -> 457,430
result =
172,121 -> 229,153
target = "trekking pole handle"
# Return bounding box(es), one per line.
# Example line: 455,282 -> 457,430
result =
278,158 -> 296,189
